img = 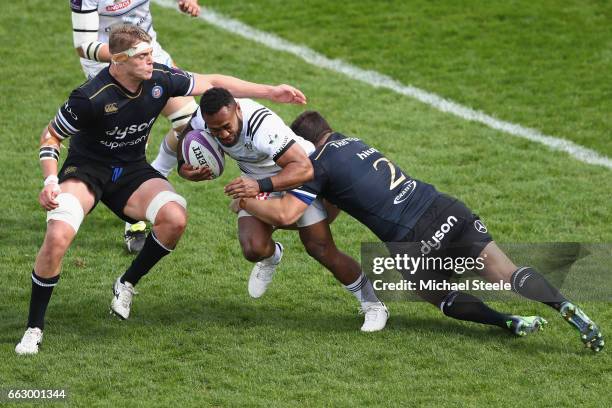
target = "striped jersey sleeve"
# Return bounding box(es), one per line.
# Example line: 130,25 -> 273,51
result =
162,65 -> 195,97
250,109 -> 298,162
49,90 -> 93,140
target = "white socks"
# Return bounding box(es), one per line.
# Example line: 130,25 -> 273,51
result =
344,272 -> 380,304
262,242 -> 283,265
151,137 -> 177,177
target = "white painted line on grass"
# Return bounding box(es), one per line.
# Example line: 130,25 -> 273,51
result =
153,0 -> 612,170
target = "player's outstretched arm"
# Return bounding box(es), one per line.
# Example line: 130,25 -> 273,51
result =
178,0 -> 201,17
235,195 -> 308,226
190,74 -> 307,105
71,8 -> 112,62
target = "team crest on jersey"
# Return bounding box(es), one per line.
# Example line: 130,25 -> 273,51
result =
152,86 -> 163,99
245,141 -> 253,151
104,103 -> 119,114
106,0 -> 132,12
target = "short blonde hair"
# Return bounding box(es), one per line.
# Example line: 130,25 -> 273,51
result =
108,24 -> 152,54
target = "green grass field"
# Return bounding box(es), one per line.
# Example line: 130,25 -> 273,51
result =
1,1 -> 611,406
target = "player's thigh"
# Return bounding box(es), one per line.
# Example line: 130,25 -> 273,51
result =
44,179 -> 96,245
298,220 -> 337,259
122,177 -> 179,221
477,241 -> 517,283
58,178 -> 97,214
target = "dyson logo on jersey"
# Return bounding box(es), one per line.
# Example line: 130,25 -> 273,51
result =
420,216 -> 458,254
106,118 -> 156,140
393,180 -> 417,205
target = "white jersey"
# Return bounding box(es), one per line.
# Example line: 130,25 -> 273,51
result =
190,99 -> 315,179
71,0 -> 157,44
71,0 -> 171,78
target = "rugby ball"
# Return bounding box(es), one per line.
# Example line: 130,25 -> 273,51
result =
182,129 -> 225,178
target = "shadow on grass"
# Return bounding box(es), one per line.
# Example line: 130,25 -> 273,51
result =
0,294 -> 574,356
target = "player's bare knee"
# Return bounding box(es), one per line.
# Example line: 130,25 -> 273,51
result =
240,239 -> 269,262
41,228 -> 72,259
155,203 -> 187,236
303,239 -> 334,262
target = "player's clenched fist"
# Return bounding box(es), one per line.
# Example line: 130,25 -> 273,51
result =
39,176 -> 61,211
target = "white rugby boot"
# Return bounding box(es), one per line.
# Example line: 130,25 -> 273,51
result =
360,302 -> 389,332
111,278 -> 137,320
15,327 -> 43,355
248,242 -> 284,298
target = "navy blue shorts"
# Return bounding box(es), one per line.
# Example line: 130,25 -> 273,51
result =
58,154 -> 166,224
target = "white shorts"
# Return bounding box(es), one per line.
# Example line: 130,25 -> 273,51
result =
238,192 -> 327,228
80,40 -> 173,79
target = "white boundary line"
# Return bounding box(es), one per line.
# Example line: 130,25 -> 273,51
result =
153,0 -> 612,170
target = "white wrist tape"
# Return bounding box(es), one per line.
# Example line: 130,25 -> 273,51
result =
44,175 -> 61,194
44,175 -> 59,186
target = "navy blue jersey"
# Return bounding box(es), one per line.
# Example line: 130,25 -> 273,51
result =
50,63 -> 194,165
291,133 -> 439,241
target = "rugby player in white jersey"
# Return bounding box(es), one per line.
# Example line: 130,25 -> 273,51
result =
178,88 -> 389,332
70,0 -> 201,252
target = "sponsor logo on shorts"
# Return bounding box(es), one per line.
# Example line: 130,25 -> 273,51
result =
474,219 -> 488,233
104,103 -> 118,114
63,166 -> 77,176
393,180 -> 417,205
420,215 -> 458,255
106,0 -> 131,12
152,86 -> 163,99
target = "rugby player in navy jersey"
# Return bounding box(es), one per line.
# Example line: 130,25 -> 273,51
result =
15,24 -> 307,355
232,111 -> 604,352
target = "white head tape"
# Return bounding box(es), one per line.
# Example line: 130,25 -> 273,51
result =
112,42 -> 153,63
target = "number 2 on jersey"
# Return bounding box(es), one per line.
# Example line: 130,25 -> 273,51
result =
373,157 -> 406,190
